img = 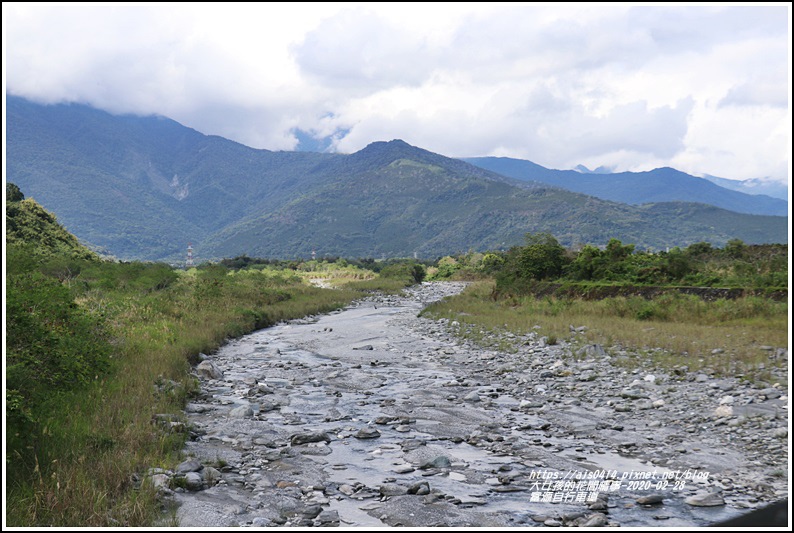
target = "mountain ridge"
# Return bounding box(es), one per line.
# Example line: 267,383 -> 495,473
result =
462,156 -> 788,216
6,96 -> 788,262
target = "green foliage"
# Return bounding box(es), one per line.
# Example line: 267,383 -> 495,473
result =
493,233 -> 787,294
432,256 -> 462,279
6,272 -> 112,467
517,233 -> 568,280
426,251 -> 502,281
78,261 -> 179,293
480,253 -> 505,274
493,233 -> 570,294
7,181 -> 25,201
6,254 -> 365,526
567,244 -> 603,280
5,198 -> 100,263
379,261 -> 426,284
724,238 -> 747,258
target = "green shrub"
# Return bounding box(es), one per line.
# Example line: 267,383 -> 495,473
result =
6,272 -> 112,467
379,262 -> 426,284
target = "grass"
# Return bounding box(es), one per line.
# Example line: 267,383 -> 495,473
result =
341,276 -> 416,294
292,261 -> 377,288
6,267 -> 405,527
420,281 -> 788,378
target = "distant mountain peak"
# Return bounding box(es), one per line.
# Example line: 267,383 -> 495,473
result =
574,164 -> 616,174
349,139 -> 439,167
358,139 -> 413,152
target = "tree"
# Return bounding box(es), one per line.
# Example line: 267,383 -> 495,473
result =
724,239 -> 746,259
6,182 -> 25,202
567,244 -> 603,280
516,233 -> 567,280
604,238 -> 634,262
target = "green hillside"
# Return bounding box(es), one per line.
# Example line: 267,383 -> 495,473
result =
6,183 -> 100,263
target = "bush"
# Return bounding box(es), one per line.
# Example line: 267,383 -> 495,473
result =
6,272 -> 112,465
379,262 -> 426,284
516,233 -> 568,280
432,256 -> 462,279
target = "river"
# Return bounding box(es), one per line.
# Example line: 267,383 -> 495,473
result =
169,282 -> 787,527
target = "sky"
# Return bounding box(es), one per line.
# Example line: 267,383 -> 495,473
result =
3,3 -> 791,185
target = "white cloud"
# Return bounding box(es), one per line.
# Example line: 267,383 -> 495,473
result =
3,3 -> 791,185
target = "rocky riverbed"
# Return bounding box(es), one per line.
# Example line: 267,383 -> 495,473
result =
156,282 -> 788,527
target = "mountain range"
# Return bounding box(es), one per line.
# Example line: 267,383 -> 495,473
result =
568,164 -> 788,202
462,158 -> 787,216
701,174 -> 789,202
5,96 -> 788,262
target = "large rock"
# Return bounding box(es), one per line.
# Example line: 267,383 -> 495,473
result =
581,513 -> 608,527
379,483 -> 408,496
355,427 -> 381,439
316,510 -> 340,524
419,455 -> 451,469
148,473 -> 171,490
176,459 -> 202,473
290,431 -> 331,446
408,481 -> 431,495
184,471 -> 204,491
196,360 -> 223,380
578,344 -> 607,358
758,388 -> 782,400
637,494 -> 665,505
685,492 -> 725,507
229,405 -> 254,418
463,391 -> 481,403
201,466 -> 221,486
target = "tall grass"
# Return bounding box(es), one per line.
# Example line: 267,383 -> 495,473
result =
421,281 -> 788,377
6,269 -> 375,526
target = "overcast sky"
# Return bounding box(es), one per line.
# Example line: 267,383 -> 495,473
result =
3,3 -> 791,185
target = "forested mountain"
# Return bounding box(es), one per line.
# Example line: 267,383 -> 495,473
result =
6,96 -> 788,262
463,157 -> 788,216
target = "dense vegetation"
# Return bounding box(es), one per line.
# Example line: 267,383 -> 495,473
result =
428,232 -> 788,293
4,186 -> 424,526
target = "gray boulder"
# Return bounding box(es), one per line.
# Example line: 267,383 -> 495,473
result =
290,431 -> 331,446
176,459 -> 202,473
229,405 -> 254,418
184,471 -> 203,491
196,360 -> 223,380
685,492 -> 725,507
